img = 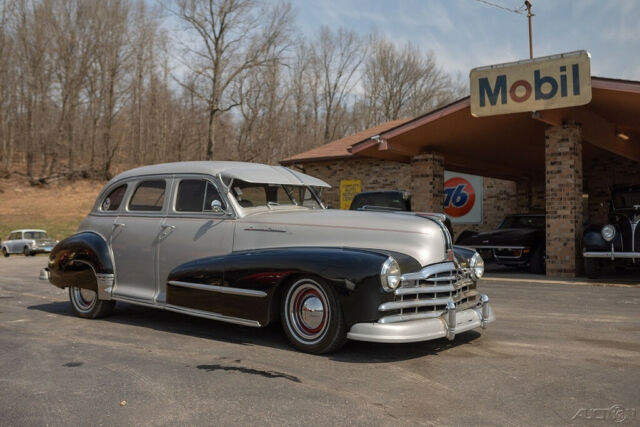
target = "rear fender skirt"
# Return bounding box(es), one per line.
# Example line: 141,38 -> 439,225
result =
47,232 -> 114,295
167,247 -> 419,327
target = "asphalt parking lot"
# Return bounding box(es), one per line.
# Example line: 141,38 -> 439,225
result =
1,257 -> 638,426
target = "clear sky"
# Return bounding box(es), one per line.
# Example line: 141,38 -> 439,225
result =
289,0 -> 640,81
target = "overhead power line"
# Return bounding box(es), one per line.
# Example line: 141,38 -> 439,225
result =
472,0 -> 526,16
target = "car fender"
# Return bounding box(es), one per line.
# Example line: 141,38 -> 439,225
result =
47,232 -> 114,295
167,247 -> 421,327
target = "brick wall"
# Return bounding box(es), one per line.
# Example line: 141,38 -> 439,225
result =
297,157 -> 519,237
301,158 -> 412,209
583,147 -> 640,225
545,124 -> 583,278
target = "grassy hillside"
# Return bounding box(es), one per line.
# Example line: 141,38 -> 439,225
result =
0,179 -> 105,241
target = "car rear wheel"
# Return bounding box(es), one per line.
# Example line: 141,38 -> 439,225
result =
584,258 -> 600,279
69,286 -> 116,319
281,277 -> 347,354
2,248 -> 8,257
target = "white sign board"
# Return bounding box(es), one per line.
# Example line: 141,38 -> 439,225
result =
470,50 -> 592,117
444,171 -> 483,224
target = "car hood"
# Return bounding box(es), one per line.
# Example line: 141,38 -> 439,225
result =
458,228 -> 542,246
234,209 -> 448,268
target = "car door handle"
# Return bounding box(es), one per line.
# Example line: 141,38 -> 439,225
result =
112,223 -> 126,229
161,224 -> 176,230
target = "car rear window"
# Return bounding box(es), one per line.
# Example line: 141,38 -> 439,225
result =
101,184 -> 127,211
129,180 -> 166,211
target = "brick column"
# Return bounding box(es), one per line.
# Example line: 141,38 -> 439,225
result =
545,124 -> 583,277
411,152 -> 445,212
516,178 -> 532,214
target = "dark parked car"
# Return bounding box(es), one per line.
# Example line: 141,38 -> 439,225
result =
350,190 -> 454,238
455,214 -> 546,274
583,185 -> 640,279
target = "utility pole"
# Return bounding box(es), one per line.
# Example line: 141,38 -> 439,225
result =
525,0 -> 534,59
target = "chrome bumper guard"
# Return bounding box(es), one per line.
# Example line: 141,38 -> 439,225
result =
583,251 -> 640,260
347,294 -> 494,344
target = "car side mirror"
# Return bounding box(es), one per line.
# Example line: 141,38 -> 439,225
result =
211,200 -> 224,213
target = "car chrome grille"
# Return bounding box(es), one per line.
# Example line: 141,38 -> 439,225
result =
378,262 -> 479,324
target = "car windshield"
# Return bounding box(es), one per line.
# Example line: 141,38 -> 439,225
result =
613,190 -> 640,209
350,193 -> 409,211
499,216 -> 544,229
23,231 -> 49,239
230,180 -> 323,209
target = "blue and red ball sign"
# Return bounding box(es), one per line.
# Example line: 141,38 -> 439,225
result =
444,177 -> 476,218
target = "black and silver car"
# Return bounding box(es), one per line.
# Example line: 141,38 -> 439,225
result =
41,162 -> 494,353
583,185 -> 640,279
455,214 -> 546,274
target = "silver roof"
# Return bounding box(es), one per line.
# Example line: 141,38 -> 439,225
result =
109,161 -> 330,188
9,229 -> 47,234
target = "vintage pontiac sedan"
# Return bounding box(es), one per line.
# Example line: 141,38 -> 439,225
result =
42,162 -> 494,353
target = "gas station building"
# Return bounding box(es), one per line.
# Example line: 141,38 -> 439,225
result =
281,76 -> 640,278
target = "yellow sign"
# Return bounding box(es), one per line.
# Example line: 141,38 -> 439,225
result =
470,50 -> 591,117
340,179 -> 361,210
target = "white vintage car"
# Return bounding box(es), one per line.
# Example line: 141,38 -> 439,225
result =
2,229 -> 58,257
42,161 -> 494,353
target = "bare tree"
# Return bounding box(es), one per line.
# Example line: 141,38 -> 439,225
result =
313,27 -> 365,142
175,0 -> 292,160
363,35 -> 453,123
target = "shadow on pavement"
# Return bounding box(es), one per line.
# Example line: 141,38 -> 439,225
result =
27,300 -> 482,363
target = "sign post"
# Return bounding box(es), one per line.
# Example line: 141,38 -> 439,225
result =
470,50 -> 591,117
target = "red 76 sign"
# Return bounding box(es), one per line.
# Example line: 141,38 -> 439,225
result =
444,177 -> 476,217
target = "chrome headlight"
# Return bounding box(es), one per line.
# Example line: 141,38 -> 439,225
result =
381,257 -> 402,292
601,224 -> 616,242
469,252 -> 484,281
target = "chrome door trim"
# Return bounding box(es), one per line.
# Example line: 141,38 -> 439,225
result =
168,280 -> 267,297
164,304 -> 261,327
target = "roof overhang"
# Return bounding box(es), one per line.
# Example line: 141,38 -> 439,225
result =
350,77 -> 640,181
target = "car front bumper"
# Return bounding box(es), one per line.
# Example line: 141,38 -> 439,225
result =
583,251 -> 640,260
347,296 -> 495,344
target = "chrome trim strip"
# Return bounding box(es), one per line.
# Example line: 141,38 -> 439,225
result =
400,262 -> 458,281
378,310 -> 445,324
167,280 -> 267,297
164,304 -> 261,327
394,284 -> 454,295
470,245 -> 526,250
583,251 -> 640,259
112,295 -> 159,308
379,290 -> 479,312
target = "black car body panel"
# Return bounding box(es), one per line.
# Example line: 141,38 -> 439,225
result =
167,247 -> 415,327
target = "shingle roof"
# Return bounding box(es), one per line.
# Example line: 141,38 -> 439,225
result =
280,119 -> 411,165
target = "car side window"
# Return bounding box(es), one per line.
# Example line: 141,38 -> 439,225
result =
101,184 -> 127,211
129,180 -> 166,211
176,179 -> 226,212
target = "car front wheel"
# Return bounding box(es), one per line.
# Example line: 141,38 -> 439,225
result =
281,277 -> 347,354
584,258 -> 600,279
2,248 -> 8,257
69,286 -> 116,319
23,246 -> 31,257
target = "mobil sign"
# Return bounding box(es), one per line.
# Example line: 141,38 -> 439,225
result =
444,171 -> 482,224
470,50 -> 591,117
